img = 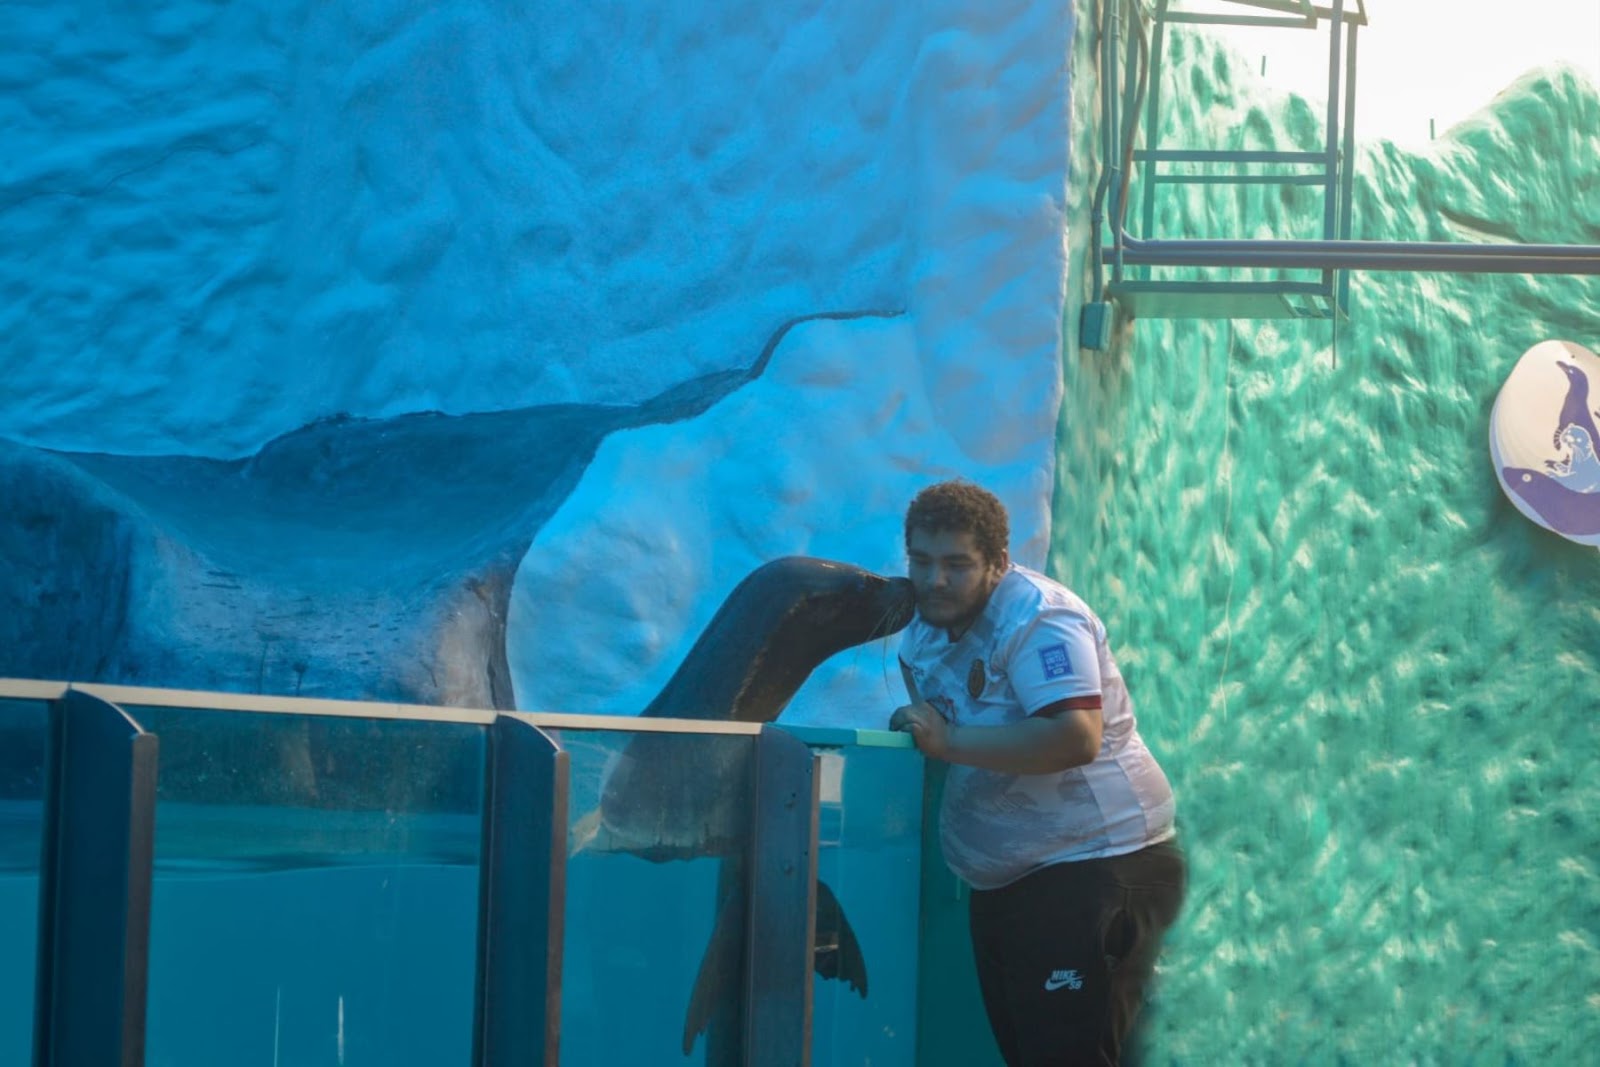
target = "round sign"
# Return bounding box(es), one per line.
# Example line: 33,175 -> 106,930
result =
1489,339 -> 1600,546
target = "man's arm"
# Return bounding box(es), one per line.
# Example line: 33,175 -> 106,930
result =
890,696 -> 1102,775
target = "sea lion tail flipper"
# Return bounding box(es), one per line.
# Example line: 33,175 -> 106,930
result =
811,879 -> 869,997
682,884 -> 745,1055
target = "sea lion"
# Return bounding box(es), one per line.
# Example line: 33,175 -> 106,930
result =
589,556 -> 914,1056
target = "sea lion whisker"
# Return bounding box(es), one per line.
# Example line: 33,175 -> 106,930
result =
878,636 -> 897,698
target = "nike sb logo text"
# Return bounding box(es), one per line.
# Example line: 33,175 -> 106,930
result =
1044,969 -> 1083,991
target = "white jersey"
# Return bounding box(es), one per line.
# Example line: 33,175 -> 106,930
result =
898,565 -> 1175,889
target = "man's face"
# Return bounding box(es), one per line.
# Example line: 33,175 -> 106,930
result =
906,526 -> 1008,635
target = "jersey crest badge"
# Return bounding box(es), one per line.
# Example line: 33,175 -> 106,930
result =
967,658 -> 985,698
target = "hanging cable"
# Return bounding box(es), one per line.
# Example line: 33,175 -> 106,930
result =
1088,0 -> 1114,303
1113,2 -> 1150,242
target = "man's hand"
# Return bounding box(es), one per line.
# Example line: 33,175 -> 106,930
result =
889,701 -> 952,761
890,699 -> 1104,774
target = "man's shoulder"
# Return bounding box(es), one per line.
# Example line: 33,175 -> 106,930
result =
995,565 -> 1089,619
989,569 -> 1107,659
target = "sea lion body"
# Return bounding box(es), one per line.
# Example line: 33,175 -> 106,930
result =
598,558 -> 911,858
588,556 -> 913,1056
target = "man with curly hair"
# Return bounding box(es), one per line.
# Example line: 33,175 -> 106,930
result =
892,479 -> 1184,1066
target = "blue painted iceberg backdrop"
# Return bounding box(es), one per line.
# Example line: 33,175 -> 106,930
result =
1,0 -> 1072,725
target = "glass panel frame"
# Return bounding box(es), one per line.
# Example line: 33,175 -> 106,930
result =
0,684 -> 63,1066
31,687 -> 158,1067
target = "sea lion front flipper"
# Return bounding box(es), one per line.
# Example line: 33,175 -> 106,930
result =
684,877 -> 870,1054
811,879 -> 868,996
682,882 -> 744,1055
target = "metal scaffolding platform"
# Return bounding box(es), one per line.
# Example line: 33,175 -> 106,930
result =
1101,0 -> 1368,323
1080,0 -> 1599,346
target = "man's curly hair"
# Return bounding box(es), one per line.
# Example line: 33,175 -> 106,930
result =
904,480 -> 1010,567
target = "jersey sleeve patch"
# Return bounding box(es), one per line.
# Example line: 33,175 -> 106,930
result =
1038,643 -> 1073,679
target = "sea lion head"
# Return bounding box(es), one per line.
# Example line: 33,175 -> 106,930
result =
766,557 -> 915,649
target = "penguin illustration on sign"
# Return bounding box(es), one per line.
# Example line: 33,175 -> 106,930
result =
1490,340 -> 1600,547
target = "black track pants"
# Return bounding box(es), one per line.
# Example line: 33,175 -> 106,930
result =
967,840 -> 1187,1067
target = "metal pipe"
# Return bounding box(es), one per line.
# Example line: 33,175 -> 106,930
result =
1219,0 -> 1315,15
1135,149 -> 1331,163
1088,0 -> 1116,302
1150,174 -> 1336,187
1125,235 -> 1600,257
1118,234 -> 1600,274
1114,0 -> 1147,276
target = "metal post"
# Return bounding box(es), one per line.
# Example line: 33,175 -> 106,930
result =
742,727 -> 819,1066
1321,0 -> 1345,300
1337,17 -> 1360,312
472,715 -> 569,1067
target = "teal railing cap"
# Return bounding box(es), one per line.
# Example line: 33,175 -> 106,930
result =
775,723 -> 916,749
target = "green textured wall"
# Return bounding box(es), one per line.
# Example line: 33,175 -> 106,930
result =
1054,16 -> 1600,1066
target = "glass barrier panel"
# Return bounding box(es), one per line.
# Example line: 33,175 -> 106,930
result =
0,695 -> 49,1066
123,704 -> 487,1067
809,735 -> 924,1067
553,726 -> 755,1067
